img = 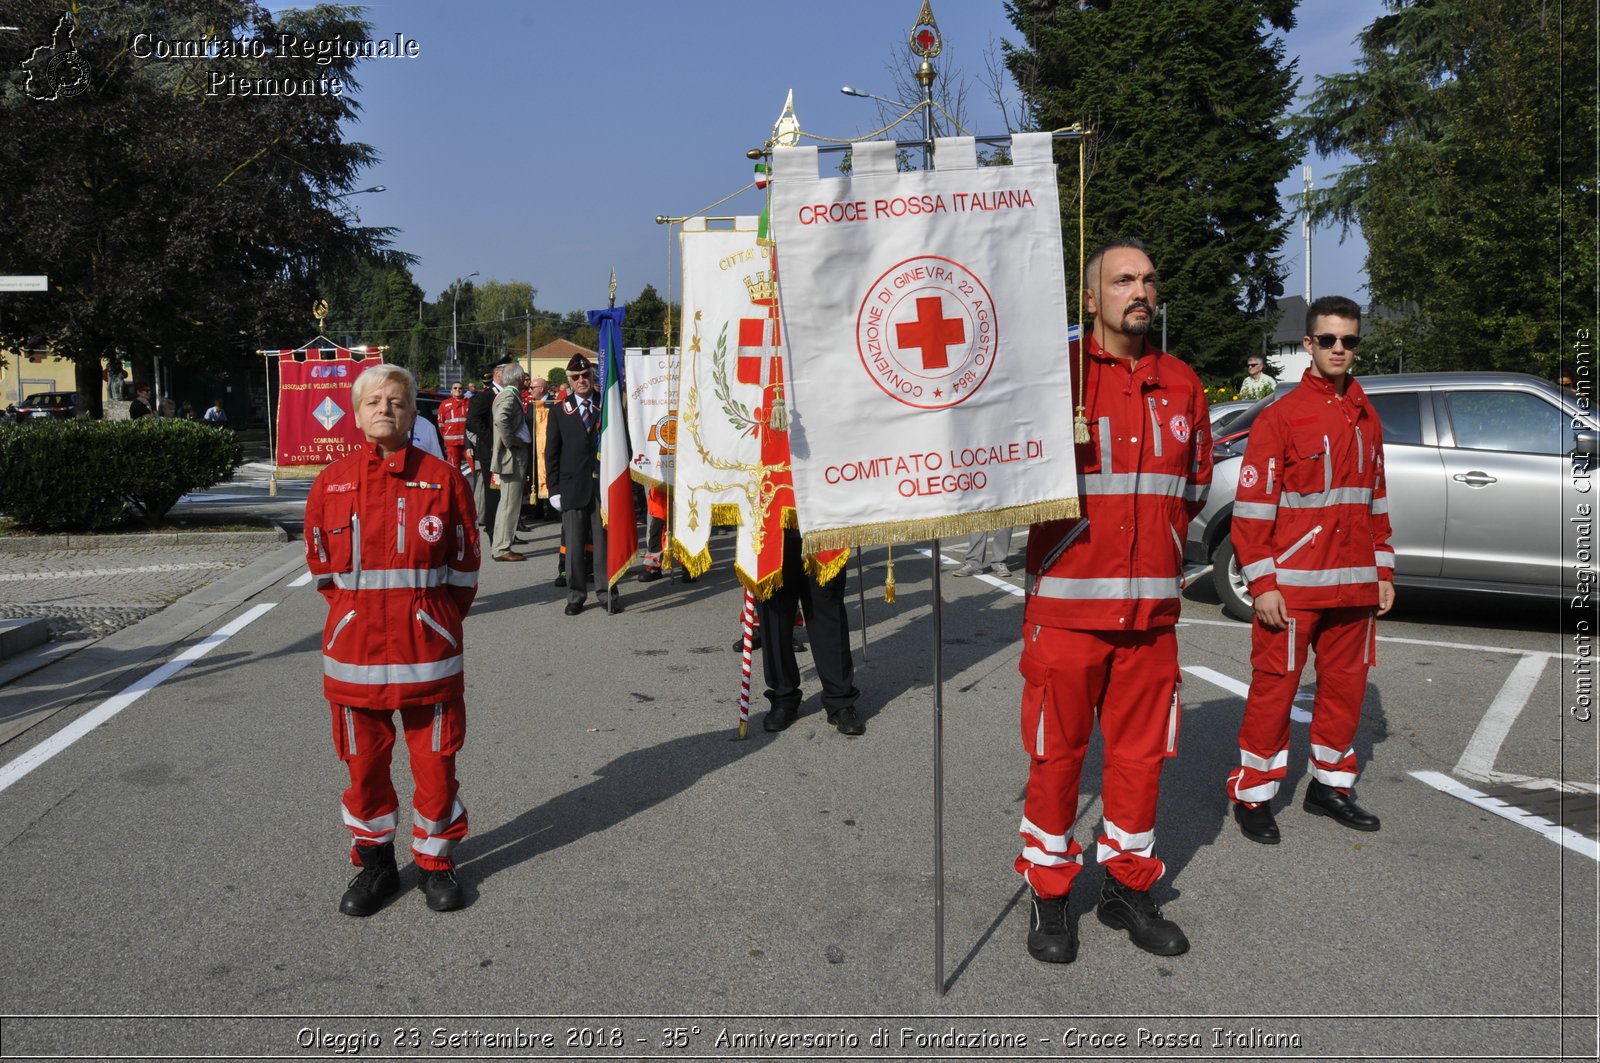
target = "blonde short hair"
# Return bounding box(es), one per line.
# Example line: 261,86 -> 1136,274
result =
350,363 -> 417,409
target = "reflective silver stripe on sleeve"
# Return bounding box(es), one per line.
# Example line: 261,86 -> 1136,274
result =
1234,501 -> 1278,521
1241,557 -> 1276,582
322,656 -> 464,685
416,609 -> 459,650
1374,550 -> 1395,567
455,524 -> 465,563
445,568 -> 478,588
1032,576 -> 1181,601
1078,472 -> 1188,498
313,528 -> 327,563
1370,496 -> 1390,515
1098,417 -> 1114,475
1266,458 -> 1275,495
1275,566 -> 1380,587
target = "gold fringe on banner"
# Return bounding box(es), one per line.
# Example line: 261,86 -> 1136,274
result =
710,503 -> 742,526
630,468 -> 669,491
884,545 -> 896,604
799,497 -> 1081,556
805,549 -> 849,587
735,565 -> 784,602
671,541 -> 714,579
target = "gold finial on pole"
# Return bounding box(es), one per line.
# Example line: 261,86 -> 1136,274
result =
312,299 -> 329,330
910,0 -> 942,59
608,266 -> 617,309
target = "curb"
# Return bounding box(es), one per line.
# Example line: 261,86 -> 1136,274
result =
0,527 -> 289,554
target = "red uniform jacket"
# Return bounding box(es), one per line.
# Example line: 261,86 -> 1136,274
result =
305,444 -> 480,709
1231,370 -> 1394,609
1024,338 -> 1212,631
437,397 -> 469,447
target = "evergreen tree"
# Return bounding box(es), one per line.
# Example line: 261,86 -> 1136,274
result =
1297,0 -> 1594,374
1005,0 -> 1302,379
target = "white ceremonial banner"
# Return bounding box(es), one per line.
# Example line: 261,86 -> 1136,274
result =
624,346 -> 678,488
671,217 -> 774,578
770,133 -> 1081,552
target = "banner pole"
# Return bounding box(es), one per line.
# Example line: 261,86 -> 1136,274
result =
737,588 -> 756,740
262,351 -> 278,497
931,536 -> 946,996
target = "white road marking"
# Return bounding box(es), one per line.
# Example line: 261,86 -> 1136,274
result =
0,604 -> 276,795
288,571 -> 314,588
913,546 -> 1024,597
1182,665 -> 1249,698
1455,653 -> 1548,781
1411,770 -> 1599,861
0,562 -> 234,583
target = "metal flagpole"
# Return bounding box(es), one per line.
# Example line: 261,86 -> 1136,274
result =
909,0 -> 947,997
607,268 -> 621,616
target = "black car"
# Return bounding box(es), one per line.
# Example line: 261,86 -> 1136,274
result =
15,391 -> 77,419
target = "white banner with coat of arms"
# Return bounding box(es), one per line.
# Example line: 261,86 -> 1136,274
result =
671,217 -> 779,579
770,133 -> 1080,552
624,346 -> 678,488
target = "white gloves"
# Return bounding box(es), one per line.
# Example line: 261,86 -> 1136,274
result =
550,494 -> 561,512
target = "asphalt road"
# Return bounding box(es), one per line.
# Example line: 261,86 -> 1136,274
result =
0,515 -> 1594,1061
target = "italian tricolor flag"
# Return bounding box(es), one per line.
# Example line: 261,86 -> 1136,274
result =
589,306 -> 638,588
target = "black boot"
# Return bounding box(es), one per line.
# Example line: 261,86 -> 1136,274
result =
1304,780 -> 1381,831
1096,877 -> 1189,956
1026,891 -> 1077,964
339,842 -> 400,917
1234,801 -> 1281,844
419,866 -> 465,912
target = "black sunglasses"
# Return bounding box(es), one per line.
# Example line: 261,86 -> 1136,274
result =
1312,333 -> 1362,350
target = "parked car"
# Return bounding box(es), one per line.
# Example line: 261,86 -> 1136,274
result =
415,388 -> 444,427
1186,372 -> 1599,620
15,391 -> 77,419
1207,398 -> 1255,436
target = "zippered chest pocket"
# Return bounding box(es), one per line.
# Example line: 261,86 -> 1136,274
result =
1284,422 -> 1331,494
313,497 -> 357,574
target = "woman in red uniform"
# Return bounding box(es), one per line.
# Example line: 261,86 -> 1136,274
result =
305,364 -> 480,916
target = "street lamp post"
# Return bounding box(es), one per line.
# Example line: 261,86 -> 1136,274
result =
449,271 -> 479,387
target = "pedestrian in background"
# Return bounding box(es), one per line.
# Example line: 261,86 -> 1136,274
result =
1239,356 -> 1276,400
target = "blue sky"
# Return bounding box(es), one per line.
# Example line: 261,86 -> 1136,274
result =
329,0 -> 1387,318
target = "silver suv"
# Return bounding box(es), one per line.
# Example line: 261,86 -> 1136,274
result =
1185,372 -> 1599,620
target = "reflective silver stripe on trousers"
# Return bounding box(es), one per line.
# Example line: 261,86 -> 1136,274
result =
412,835 -> 459,858
1281,487 -> 1373,509
343,705 -> 358,755
1276,566 -> 1380,587
1020,815 -> 1072,852
1234,501 -> 1278,521
341,804 -> 397,836
322,655 -> 464,685
1032,575 -> 1181,601
1077,471 -> 1188,498
1239,748 -> 1289,772
431,702 -> 444,751
414,797 -> 465,837
1286,616 -> 1296,672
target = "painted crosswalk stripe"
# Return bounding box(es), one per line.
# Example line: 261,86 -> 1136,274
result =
0,603 -> 276,795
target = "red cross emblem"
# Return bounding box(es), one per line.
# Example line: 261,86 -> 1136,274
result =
855,255 -> 998,410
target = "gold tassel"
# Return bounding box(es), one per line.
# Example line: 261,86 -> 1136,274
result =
1073,406 -> 1090,444
767,387 -> 788,432
884,545 -> 896,604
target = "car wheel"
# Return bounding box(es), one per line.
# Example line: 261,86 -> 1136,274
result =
1210,537 -> 1254,622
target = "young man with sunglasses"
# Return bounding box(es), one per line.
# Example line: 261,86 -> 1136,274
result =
1226,294 -> 1395,843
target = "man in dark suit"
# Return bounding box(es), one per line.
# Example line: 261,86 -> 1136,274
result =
465,363 -> 506,530
545,353 -> 617,616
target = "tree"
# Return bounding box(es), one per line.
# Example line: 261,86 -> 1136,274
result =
1004,0 -> 1303,379
623,284 -> 678,348
0,1 -> 393,417
1297,0 -> 1594,374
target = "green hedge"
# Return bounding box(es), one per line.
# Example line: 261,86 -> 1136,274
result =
0,419 -> 242,531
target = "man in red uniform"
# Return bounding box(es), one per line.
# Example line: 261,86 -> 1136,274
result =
305,364 -> 480,916
1016,238 -> 1210,963
437,381 -> 470,476
1226,295 -> 1394,843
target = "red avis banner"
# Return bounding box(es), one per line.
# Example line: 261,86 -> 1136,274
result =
274,350 -> 382,467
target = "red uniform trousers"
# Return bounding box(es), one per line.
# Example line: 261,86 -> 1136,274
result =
1227,605 -> 1375,805
444,444 -> 469,476
331,699 -> 468,872
1016,626 -> 1180,897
